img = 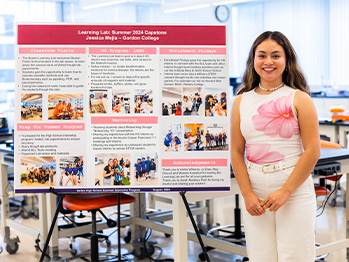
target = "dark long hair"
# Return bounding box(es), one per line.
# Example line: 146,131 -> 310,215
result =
237,31 -> 309,95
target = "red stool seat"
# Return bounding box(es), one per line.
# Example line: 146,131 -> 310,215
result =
325,175 -> 342,182
315,185 -> 331,196
63,193 -> 136,211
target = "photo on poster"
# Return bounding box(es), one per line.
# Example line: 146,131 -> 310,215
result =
48,94 -> 83,120
90,90 -> 107,114
162,123 -> 182,152
135,89 -> 153,114
204,124 -> 229,151
134,153 -> 158,186
20,94 -> 43,121
182,88 -> 203,116
112,89 -> 131,114
183,123 -> 204,151
19,156 -> 56,187
58,156 -> 84,187
95,153 -> 131,186
204,88 -> 227,117
162,87 -> 182,116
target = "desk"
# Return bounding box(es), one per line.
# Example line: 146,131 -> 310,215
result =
134,148 -> 349,261
319,120 -> 349,147
0,144 -> 50,254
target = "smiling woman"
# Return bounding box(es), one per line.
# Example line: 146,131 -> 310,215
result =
231,31 -> 320,262
254,39 -> 286,89
237,31 -> 309,95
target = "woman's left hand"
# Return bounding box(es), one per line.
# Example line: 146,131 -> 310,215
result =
261,189 -> 292,212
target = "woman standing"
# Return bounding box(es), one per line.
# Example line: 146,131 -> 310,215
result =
231,31 -> 320,261
103,158 -> 114,186
64,164 -> 74,186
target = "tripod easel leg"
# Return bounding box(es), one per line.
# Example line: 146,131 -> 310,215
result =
180,191 -> 210,262
39,193 -> 64,262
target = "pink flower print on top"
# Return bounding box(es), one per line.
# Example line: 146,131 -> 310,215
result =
246,143 -> 285,164
252,94 -> 299,139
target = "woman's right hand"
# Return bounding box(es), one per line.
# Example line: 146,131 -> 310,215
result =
243,192 -> 265,216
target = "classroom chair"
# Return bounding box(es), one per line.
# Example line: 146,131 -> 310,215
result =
62,193 -> 136,261
39,192 -> 136,262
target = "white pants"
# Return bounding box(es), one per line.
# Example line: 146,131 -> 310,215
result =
103,177 -> 112,186
242,165 -> 316,262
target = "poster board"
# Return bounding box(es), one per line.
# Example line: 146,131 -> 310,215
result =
15,24 -> 231,193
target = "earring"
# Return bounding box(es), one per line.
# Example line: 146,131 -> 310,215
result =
285,67 -> 288,71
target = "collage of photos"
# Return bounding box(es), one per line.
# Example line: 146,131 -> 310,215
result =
162,124 -> 182,152
48,94 -> 83,120
134,153 -> 158,186
19,156 -> 56,187
205,88 -> 227,117
20,94 -> 43,121
59,156 -> 84,187
184,123 -> 204,151
95,153 -> 131,186
171,123 -> 229,152
90,90 -> 107,114
162,87 -> 227,117
112,89 -> 131,114
135,89 -> 153,114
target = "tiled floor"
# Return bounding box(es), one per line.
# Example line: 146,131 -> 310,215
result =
0,194 -> 347,262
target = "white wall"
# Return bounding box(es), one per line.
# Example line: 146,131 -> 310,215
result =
329,0 -> 349,87
162,90 -> 181,105
231,0 -> 349,90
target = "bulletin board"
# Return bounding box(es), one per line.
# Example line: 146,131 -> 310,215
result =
15,24 -> 231,193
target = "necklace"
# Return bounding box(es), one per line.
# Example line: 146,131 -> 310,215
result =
259,82 -> 284,92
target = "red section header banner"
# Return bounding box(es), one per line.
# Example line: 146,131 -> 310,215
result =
17,25 -> 226,46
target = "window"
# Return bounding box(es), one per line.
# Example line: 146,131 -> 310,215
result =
0,69 -> 15,82
0,15 -> 14,36
0,1 -> 62,130
0,44 -> 14,60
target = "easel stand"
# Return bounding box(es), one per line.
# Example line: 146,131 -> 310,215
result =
39,187 -> 64,262
180,191 -> 210,262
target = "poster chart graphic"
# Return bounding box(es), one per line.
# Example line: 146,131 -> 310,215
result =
15,24 -> 230,193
